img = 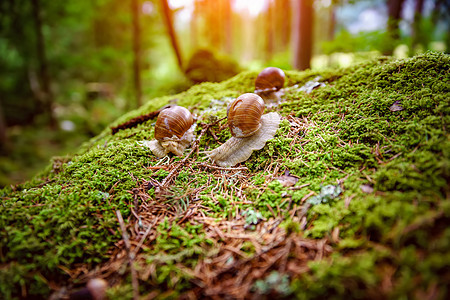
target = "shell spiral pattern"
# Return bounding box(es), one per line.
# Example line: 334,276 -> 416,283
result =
227,93 -> 265,138
155,106 -> 193,141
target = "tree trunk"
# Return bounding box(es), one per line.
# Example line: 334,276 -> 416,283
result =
431,0 -> 446,25
328,5 -> 336,41
411,0 -> 425,55
384,0 -> 405,55
31,0 -> 56,127
206,0 -> 220,49
281,0 -> 291,50
160,0 -> 183,70
223,0 -> 232,54
0,100 -> 8,152
265,1 -> 274,62
190,1 -> 198,50
275,0 -> 291,52
430,0 -> 449,51
292,0 -> 314,70
131,0 -> 142,107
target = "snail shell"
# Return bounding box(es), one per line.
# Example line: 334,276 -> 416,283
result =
227,93 -> 265,138
205,93 -> 281,167
255,67 -> 285,94
254,67 -> 286,107
147,105 -> 195,157
69,278 -> 107,300
154,106 -> 193,140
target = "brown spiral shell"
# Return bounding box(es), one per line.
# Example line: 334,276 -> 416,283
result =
154,106 -> 193,140
254,67 -> 285,93
227,93 -> 265,138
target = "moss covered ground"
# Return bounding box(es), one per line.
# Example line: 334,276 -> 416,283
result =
1,51 -> 449,299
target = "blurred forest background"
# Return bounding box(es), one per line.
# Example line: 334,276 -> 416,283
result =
0,0 -> 448,187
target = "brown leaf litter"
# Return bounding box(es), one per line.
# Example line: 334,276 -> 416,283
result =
65,115 -> 332,299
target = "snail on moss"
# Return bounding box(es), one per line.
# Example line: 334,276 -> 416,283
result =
69,278 -> 107,300
254,67 -> 286,107
205,93 -> 281,167
147,105 -> 195,157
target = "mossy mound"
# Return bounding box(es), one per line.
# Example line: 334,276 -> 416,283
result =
184,49 -> 241,84
1,52 -> 449,299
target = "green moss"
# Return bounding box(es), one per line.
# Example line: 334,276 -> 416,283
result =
291,251 -> 381,299
1,51 -> 449,299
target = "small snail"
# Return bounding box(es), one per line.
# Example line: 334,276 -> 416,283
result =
147,105 -> 195,157
254,67 -> 286,107
69,278 -> 107,300
205,93 -> 281,167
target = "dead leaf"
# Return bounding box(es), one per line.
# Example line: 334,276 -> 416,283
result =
389,101 -> 403,112
298,76 -> 326,94
276,175 -> 299,187
360,184 -> 374,193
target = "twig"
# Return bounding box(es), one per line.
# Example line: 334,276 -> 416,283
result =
146,165 -> 168,170
387,152 -> 403,162
156,118 -> 226,193
116,210 -> 139,300
145,178 -> 162,189
288,183 -> 311,190
111,105 -> 172,134
195,163 -> 248,171
156,139 -> 201,192
131,220 -> 155,257
301,191 -> 315,203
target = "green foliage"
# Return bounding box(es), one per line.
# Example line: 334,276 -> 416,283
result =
0,140 -> 157,297
322,29 -> 389,54
291,252 -> 380,299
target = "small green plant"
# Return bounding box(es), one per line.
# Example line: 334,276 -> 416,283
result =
242,209 -> 264,230
307,184 -> 343,205
253,271 -> 292,296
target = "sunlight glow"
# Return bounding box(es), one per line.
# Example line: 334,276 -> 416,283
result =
142,1 -> 155,15
168,0 -> 195,24
233,0 -> 267,16
169,0 -> 194,9
168,0 -> 267,19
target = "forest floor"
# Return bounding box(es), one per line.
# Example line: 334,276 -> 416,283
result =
0,51 -> 449,299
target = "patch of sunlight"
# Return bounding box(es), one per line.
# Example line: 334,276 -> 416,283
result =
394,44 -> 409,58
429,41 -> 446,52
311,55 -> 329,70
244,59 -> 265,71
312,51 -> 382,70
311,53 -> 354,70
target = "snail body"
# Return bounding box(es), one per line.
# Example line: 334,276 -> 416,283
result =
254,67 -> 286,107
206,93 -> 281,167
147,105 -> 195,157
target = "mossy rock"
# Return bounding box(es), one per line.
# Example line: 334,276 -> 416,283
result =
184,49 -> 241,84
1,51 -> 449,299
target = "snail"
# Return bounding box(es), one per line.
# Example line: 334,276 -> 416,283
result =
147,105 -> 195,157
69,278 -> 107,300
254,67 -> 286,107
205,93 -> 281,167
